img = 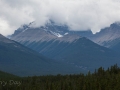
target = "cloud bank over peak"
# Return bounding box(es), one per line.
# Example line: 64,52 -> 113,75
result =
0,0 -> 120,36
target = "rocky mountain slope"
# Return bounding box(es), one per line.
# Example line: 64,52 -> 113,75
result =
0,34 -> 87,76
10,22 -> 120,72
90,23 -> 120,52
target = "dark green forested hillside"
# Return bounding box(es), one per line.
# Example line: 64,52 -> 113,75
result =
0,70 -> 19,79
1,64 -> 120,90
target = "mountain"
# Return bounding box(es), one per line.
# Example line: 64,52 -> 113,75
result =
10,22 -> 120,72
0,70 -> 19,79
0,34 -> 88,76
10,21 -> 93,39
90,23 -> 120,52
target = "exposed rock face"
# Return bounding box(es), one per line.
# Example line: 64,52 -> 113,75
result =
90,23 -> 120,52
10,21 -> 93,42
9,22 -> 120,73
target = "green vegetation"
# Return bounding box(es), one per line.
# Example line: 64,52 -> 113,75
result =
1,64 -> 120,90
0,71 -> 19,79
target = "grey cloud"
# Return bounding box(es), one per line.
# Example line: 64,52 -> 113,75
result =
0,0 -> 120,36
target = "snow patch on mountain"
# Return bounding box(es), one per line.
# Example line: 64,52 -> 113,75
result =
64,32 -> 69,35
50,31 -> 63,37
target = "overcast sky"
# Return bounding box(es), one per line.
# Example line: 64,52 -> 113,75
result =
0,0 -> 120,36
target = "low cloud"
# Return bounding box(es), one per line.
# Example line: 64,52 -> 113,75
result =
0,0 -> 120,36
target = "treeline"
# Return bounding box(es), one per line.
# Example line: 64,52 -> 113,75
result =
1,64 -> 120,90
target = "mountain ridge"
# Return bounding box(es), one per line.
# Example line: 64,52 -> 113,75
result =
89,23 -> 120,52
9,22 -> 120,73
0,34 -> 88,76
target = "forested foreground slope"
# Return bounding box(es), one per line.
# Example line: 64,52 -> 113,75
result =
1,64 -> 120,90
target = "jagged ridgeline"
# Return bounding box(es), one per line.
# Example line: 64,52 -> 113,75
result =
89,23 -> 120,53
10,21 -> 120,73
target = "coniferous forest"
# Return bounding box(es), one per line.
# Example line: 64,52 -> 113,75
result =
0,64 -> 120,90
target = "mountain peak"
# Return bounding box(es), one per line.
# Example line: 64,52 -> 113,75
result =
89,23 -> 120,52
